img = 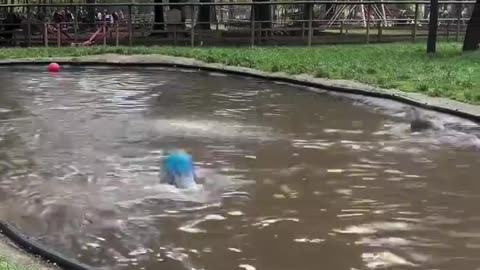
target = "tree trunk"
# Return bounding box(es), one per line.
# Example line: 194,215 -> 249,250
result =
251,0 -> 271,35
197,0 -> 211,30
463,0 -> 480,51
85,0 -> 95,23
427,0 -> 439,53
303,4 -> 309,21
153,0 -> 165,30
228,0 -> 234,21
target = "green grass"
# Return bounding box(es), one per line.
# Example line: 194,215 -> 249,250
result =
0,42 -> 479,104
0,257 -> 32,270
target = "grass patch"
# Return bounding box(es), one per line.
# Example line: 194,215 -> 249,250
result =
0,42 -> 479,104
0,257 -> 32,270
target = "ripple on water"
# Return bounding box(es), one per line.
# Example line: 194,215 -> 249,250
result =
293,238 -> 325,244
178,214 -> 227,234
252,218 -> 300,229
362,252 -> 416,269
239,264 -> 256,270
333,222 -> 416,235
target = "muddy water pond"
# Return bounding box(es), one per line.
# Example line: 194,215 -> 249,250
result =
0,66 -> 479,270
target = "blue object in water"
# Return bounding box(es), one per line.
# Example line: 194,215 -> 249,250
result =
161,150 -> 197,189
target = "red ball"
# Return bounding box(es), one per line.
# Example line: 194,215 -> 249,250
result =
47,63 -> 60,72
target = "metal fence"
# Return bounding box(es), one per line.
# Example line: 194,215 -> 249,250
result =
0,1 -> 476,47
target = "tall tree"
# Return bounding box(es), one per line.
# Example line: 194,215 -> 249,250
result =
153,0 -> 165,31
427,0 -> 439,53
197,0 -> 211,29
463,0 -> 480,51
228,0 -> 234,21
86,0 -> 95,23
251,0 -> 271,35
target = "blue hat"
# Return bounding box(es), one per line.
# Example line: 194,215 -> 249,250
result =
162,150 -> 196,188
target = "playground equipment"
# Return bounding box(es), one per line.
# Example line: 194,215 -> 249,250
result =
70,23 -> 124,46
324,0 -> 391,28
70,26 -> 105,46
46,23 -> 73,41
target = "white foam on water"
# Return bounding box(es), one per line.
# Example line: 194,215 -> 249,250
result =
294,238 -> 325,244
0,108 -> 12,113
178,214 -> 227,234
252,217 -> 300,229
86,242 -> 101,249
128,247 -> 152,256
150,118 -> 276,141
362,252 -> 416,269
356,237 -> 413,247
333,222 -> 415,235
324,129 -> 364,134
327,169 -> 345,173
239,264 -> 256,270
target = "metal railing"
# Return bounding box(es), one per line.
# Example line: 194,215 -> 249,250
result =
0,1 -> 475,47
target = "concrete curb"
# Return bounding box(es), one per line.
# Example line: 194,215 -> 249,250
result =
0,54 -> 479,122
0,222 -> 91,270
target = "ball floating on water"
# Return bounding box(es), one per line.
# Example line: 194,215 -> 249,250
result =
47,63 -> 60,72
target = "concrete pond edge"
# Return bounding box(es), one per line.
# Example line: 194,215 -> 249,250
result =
0,222 -> 89,270
1,53 -> 479,123
0,53 -> 479,270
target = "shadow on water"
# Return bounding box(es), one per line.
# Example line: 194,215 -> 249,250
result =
0,66 -> 478,270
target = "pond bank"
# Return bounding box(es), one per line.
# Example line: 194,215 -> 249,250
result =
0,43 -> 478,104
0,235 -> 57,270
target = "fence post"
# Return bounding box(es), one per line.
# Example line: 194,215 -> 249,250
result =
128,5 -> 133,46
446,20 -> 450,41
44,22 -> 48,47
412,3 -> 419,43
455,3 -> 461,41
340,21 -> 344,34
377,20 -> 382,42
366,4 -> 371,44
259,22 -> 262,43
73,5 -> 78,43
116,23 -> 119,46
216,5 -> 220,31
250,3 -> 255,47
301,22 -> 305,38
26,4 -> 31,47
190,4 -> 195,47
57,23 -> 61,47
270,4 -> 274,37
174,23 -> 177,46
307,3 -> 313,47
103,23 -> 107,46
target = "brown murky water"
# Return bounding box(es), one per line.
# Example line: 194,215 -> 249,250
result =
0,66 -> 479,270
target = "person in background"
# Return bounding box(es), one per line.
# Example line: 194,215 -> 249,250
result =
96,9 -> 102,23
112,10 -> 119,24
118,9 -> 125,22
52,9 -> 63,25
